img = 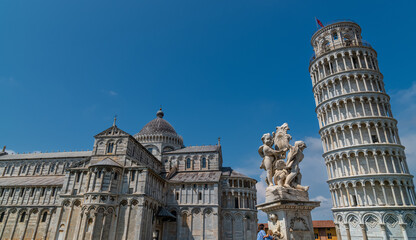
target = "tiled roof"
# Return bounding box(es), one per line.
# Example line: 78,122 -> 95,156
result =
165,145 -> 220,154
312,220 -> 335,228
90,158 -> 122,168
0,151 -> 92,160
0,176 -> 65,187
221,167 -> 253,179
168,171 -> 222,183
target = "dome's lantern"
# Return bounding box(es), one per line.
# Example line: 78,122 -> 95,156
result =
156,108 -> 164,118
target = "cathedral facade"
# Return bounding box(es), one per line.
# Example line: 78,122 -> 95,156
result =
0,109 -> 258,240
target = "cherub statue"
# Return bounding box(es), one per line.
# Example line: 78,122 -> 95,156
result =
269,214 -> 284,239
284,141 -> 309,191
273,123 -> 292,158
259,133 -> 285,186
273,159 -> 288,187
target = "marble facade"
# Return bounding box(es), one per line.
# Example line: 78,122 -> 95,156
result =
0,110 -> 257,240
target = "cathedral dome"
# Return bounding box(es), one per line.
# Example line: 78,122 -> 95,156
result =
137,109 -> 178,136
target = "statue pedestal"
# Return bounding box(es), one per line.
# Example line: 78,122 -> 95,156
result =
257,187 -> 320,240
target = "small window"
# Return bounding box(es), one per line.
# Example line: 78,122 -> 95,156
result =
372,135 -> 379,143
72,189 -> 78,195
97,171 -> 102,178
114,172 -> 118,180
76,173 -> 81,183
176,192 -> 179,201
107,143 -> 114,154
30,188 -> 35,197
182,184 -> 185,189
147,148 -> 153,153
202,158 -> 207,168
9,188 -> 15,197
198,192 -> 202,200
0,189 -> 3,197
204,184 -> 208,189
0,212 -> 4,222
41,212 -> 48,222
51,188 -> 56,196
193,184 -> 196,188
20,188 -> 24,197
186,158 -> 191,169
41,188 -> 46,197
35,165 -> 41,173
315,233 -> 319,239
6,166 -> 10,174
50,164 -> 55,173
333,32 -> 338,40
235,197 -> 239,209
130,171 -> 135,181
22,165 -> 27,173
20,212 -> 26,222
128,188 -> 133,194
328,233 -> 332,239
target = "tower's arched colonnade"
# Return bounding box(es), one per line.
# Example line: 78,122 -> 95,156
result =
310,21 -> 416,240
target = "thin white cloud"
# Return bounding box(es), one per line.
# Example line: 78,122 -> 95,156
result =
395,82 -> 416,103
101,89 -> 118,96
392,82 -> 416,172
108,90 -> 118,96
311,195 -> 333,220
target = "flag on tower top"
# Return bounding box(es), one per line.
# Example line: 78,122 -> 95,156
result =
316,18 -> 324,28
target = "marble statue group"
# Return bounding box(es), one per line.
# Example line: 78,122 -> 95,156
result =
259,123 -> 309,191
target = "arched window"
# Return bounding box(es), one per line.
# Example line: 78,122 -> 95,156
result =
186,158 -> 191,169
332,32 -> 338,40
87,219 -> 93,232
41,212 -> 48,222
107,143 -> 114,154
176,192 -> 179,201
202,158 -> 207,168
20,212 -> 26,222
22,165 -> 27,173
198,192 -> 202,200
0,212 -> 4,222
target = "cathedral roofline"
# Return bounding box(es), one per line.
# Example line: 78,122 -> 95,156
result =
164,145 -> 220,154
0,151 -> 92,160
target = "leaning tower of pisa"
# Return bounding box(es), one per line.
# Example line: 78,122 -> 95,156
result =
309,20 -> 416,239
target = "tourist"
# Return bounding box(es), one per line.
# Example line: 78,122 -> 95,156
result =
257,224 -> 266,240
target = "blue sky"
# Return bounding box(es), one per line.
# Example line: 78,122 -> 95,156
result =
1,0 -> 416,221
